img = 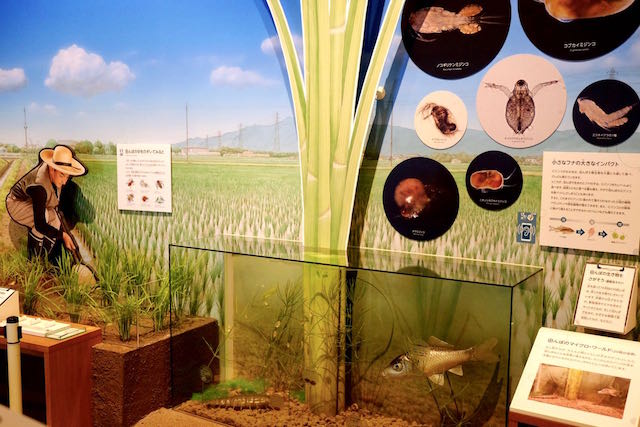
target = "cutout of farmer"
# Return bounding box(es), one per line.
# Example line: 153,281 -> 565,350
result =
5,145 -> 88,263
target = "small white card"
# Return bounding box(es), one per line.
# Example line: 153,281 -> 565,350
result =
511,327 -> 640,427
574,263 -> 637,334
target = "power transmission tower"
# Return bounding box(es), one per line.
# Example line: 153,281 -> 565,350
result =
390,110 -> 393,167
24,107 -> 28,149
274,112 -> 280,152
218,130 -> 222,149
186,103 -> 189,162
238,123 -> 243,149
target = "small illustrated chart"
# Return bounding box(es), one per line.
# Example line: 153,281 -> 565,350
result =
540,152 -> 640,255
117,143 -> 172,213
574,263 -> 637,334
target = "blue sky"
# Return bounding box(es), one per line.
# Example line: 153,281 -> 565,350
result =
0,0 -> 638,145
0,0 -> 301,145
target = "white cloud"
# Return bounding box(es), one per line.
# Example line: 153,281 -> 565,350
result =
45,44 -> 135,97
209,66 -> 274,87
0,68 -> 27,91
260,34 -> 303,56
28,102 -> 58,114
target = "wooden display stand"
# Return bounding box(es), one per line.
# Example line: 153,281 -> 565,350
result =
0,319 -> 101,427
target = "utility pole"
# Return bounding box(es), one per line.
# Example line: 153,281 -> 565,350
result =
186,103 -> 189,162
274,112 -> 280,152
23,107 -> 28,149
238,123 -> 243,149
218,130 -> 222,149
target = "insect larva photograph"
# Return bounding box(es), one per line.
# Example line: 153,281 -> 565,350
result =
518,0 -> 640,60
401,0 -> 511,79
414,90 -> 467,150
572,79 -> 640,147
477,54 -> 566,148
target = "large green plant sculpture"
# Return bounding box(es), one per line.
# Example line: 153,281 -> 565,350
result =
265,0 -> 404,251
259,0 -> 406,416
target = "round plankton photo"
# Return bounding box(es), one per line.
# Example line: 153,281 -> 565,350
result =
573,79 -> 640,147
477,54 -> 566,148
518,0 -> 640,61
383,157 -> 459,241
414,91 -> 468,150
401,0 -> 511,79
466,151 -> 523,211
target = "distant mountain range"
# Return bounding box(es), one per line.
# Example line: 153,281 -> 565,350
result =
177,115 -> 640,155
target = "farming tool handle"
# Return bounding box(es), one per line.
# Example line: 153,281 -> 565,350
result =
56,208 -> 99,281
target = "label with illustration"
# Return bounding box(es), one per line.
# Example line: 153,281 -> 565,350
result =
117,143 -> 172,213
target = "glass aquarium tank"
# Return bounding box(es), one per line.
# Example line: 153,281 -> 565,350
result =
169,238 -> 543,426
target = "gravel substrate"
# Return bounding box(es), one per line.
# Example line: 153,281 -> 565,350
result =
175,397 -> 420,427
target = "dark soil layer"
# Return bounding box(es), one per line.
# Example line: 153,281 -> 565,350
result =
177,397 -> 420,427
93,317 -> 218,427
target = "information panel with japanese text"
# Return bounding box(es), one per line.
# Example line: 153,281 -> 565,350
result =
540,152 -> 640,255
116,143 -> 172,213
511,327 -> 640,427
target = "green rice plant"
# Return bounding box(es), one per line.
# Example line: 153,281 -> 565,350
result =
0,251 -> 27,284
109,289 -> 146,342
96,243 -> 128,306
122,249 -> 153,293
151,273 -> 171,331
20,258 -> 59,316
549,291 -> 561,328
170,261 -> 195,320
189,279 -> 204,316
204,281 -> 216,317
558,281 -> 568,302
57,251 -> 95,323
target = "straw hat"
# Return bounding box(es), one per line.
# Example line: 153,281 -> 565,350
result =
39,145 -> 86,176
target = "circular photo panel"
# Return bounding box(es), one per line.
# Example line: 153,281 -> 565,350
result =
466,151 -> 523,211
383,157 -> 459,241
414,90 -> 468,150
518,0 -> 640,61
401,0 -> 510,79
573,79 -> 640,147
477,54 -> 566,148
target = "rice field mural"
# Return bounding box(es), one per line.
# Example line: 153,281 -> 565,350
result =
0,0 -> 638,367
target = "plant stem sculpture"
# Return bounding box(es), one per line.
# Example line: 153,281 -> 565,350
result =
265,0 -> 404,251
260,0 -> 405,416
